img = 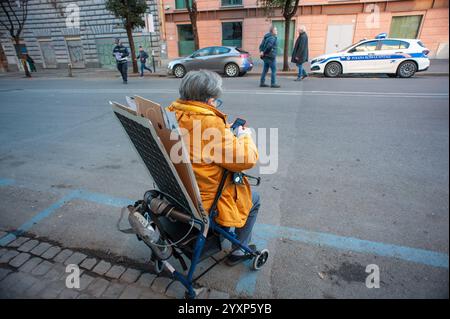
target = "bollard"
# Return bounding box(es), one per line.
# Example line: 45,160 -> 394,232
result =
68,63 -> 73,77
151,49 -> 156,73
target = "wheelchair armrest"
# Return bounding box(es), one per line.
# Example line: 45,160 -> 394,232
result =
243,173 -> 261,187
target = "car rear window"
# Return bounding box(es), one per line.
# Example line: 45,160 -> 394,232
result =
193,47 -> 214,57
380,40 -> 410,50
213,47 -> 231,55
399,41 -> 410,49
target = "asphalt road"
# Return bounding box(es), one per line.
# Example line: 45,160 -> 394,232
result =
0,74 -> 448,298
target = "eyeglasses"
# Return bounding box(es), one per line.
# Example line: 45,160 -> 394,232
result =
215,98 -> 223,109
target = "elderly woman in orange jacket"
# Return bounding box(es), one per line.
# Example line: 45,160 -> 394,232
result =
167,70 -> 260,266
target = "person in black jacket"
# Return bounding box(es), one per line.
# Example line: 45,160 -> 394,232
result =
136,46 -> 153,77
258,26 -> 280,88
291,25 -> 309,81
113,38 -> 129,84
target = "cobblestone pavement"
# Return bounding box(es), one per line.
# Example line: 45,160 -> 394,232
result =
0,233 -> 230,299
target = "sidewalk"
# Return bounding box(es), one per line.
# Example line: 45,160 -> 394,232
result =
0,232 -> 229,299
0,59 -> 448,80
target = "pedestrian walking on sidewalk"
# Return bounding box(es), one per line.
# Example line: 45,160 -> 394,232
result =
113,38 -> 129,84
292,25 -> 309,81
26,54 -> 37,72
259,26 -> 280,88
136,46 -> 153,77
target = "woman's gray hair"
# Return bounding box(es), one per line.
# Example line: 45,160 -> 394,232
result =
179,70 -> 223,102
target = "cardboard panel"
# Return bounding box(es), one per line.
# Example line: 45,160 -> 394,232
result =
133,96 -> 205,217
110,101 -> 210,230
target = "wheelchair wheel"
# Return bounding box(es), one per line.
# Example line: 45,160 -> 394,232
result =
155,260 -> 164,274
252,249 -> 269,270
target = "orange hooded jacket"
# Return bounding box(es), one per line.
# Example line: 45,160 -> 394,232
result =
167,99 -> 258,227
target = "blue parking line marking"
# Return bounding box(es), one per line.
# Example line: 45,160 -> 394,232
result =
77,190 -> 133,208
0,188 -> 131,246
0,178 -> 14,186
255,224 -> 449,269
0,190 -> 81,246
235,236 -> 267,297
1,179 -> 448,272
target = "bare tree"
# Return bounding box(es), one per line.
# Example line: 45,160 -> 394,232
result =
0,0 -> 31,77
259,0 -> 300,71
184,0 -> 199,51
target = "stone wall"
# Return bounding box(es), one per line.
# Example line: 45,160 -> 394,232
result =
0,0 -> 163,70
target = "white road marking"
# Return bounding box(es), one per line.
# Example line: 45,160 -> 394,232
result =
1,88 -> 448,99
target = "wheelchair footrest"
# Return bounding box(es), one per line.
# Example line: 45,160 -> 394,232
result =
181,233 -> 222,262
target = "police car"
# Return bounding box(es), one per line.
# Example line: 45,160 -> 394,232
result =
310,33 -> 430,78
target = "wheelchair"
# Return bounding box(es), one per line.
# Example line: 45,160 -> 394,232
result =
111,99 -> 269,299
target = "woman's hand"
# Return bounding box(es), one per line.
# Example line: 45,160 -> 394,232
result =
237,126 -> 252,138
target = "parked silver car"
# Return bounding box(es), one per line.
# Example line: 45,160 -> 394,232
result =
167,46 -> 253,78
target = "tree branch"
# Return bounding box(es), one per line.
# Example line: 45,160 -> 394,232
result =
283,0 -> 299,19
7,0 -> 23,34
0,1 -> 15,38
0,18 -> 12,35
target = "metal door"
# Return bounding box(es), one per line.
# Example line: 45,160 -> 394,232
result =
38,39 -> 57,68
66,38 -> 85,68
325,24 -> 354,54
95,38 -> 116,69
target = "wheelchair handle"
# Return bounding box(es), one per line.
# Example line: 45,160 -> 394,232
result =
166,207 -> 192,224
243,173 -> 261,186
149,197 -> 192,224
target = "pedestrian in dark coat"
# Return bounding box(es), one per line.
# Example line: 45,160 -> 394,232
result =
258,26 -> 280,88
26,54 -> 37,72
291,26 -> 309,81
136,46 -> 153,77
113,38 -> 129,84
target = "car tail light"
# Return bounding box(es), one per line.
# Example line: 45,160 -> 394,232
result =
240,54 -> 249,59
422,49 -> 430,56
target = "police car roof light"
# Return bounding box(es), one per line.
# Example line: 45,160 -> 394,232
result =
375,33 -> 387,39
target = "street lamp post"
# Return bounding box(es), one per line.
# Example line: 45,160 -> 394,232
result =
145,12 -> 156,73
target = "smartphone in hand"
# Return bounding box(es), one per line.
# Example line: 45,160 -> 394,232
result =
231,118 -> 246,131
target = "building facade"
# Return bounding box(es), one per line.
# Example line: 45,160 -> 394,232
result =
163,0 -> 449,60
0,0 -> 165,71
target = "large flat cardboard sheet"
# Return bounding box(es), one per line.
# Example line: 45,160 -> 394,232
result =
134,96 -> 166,129
111,101 -> 204,220
133,96 -> 205,218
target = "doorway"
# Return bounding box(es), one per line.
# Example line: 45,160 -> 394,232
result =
325,24 -> 355,54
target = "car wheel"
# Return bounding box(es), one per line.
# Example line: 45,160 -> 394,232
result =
324,62 -> 342,78
397,61 -> 417,78
173,64 -> 186,78
225,63 -> 239,77
387,74 -> 397,78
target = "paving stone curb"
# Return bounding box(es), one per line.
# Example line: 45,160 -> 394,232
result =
0,235 -> 230,299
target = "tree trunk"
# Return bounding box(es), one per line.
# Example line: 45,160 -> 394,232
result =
0,43 -> 9,72
283,18 -> 290,71
187,1 -> 200,50
14,37 -> 31,77
125,24 -> 138,74
192,16 -> 199,50
282,0 -> 300,71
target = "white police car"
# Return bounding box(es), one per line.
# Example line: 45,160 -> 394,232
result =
310,33 -> 430,78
